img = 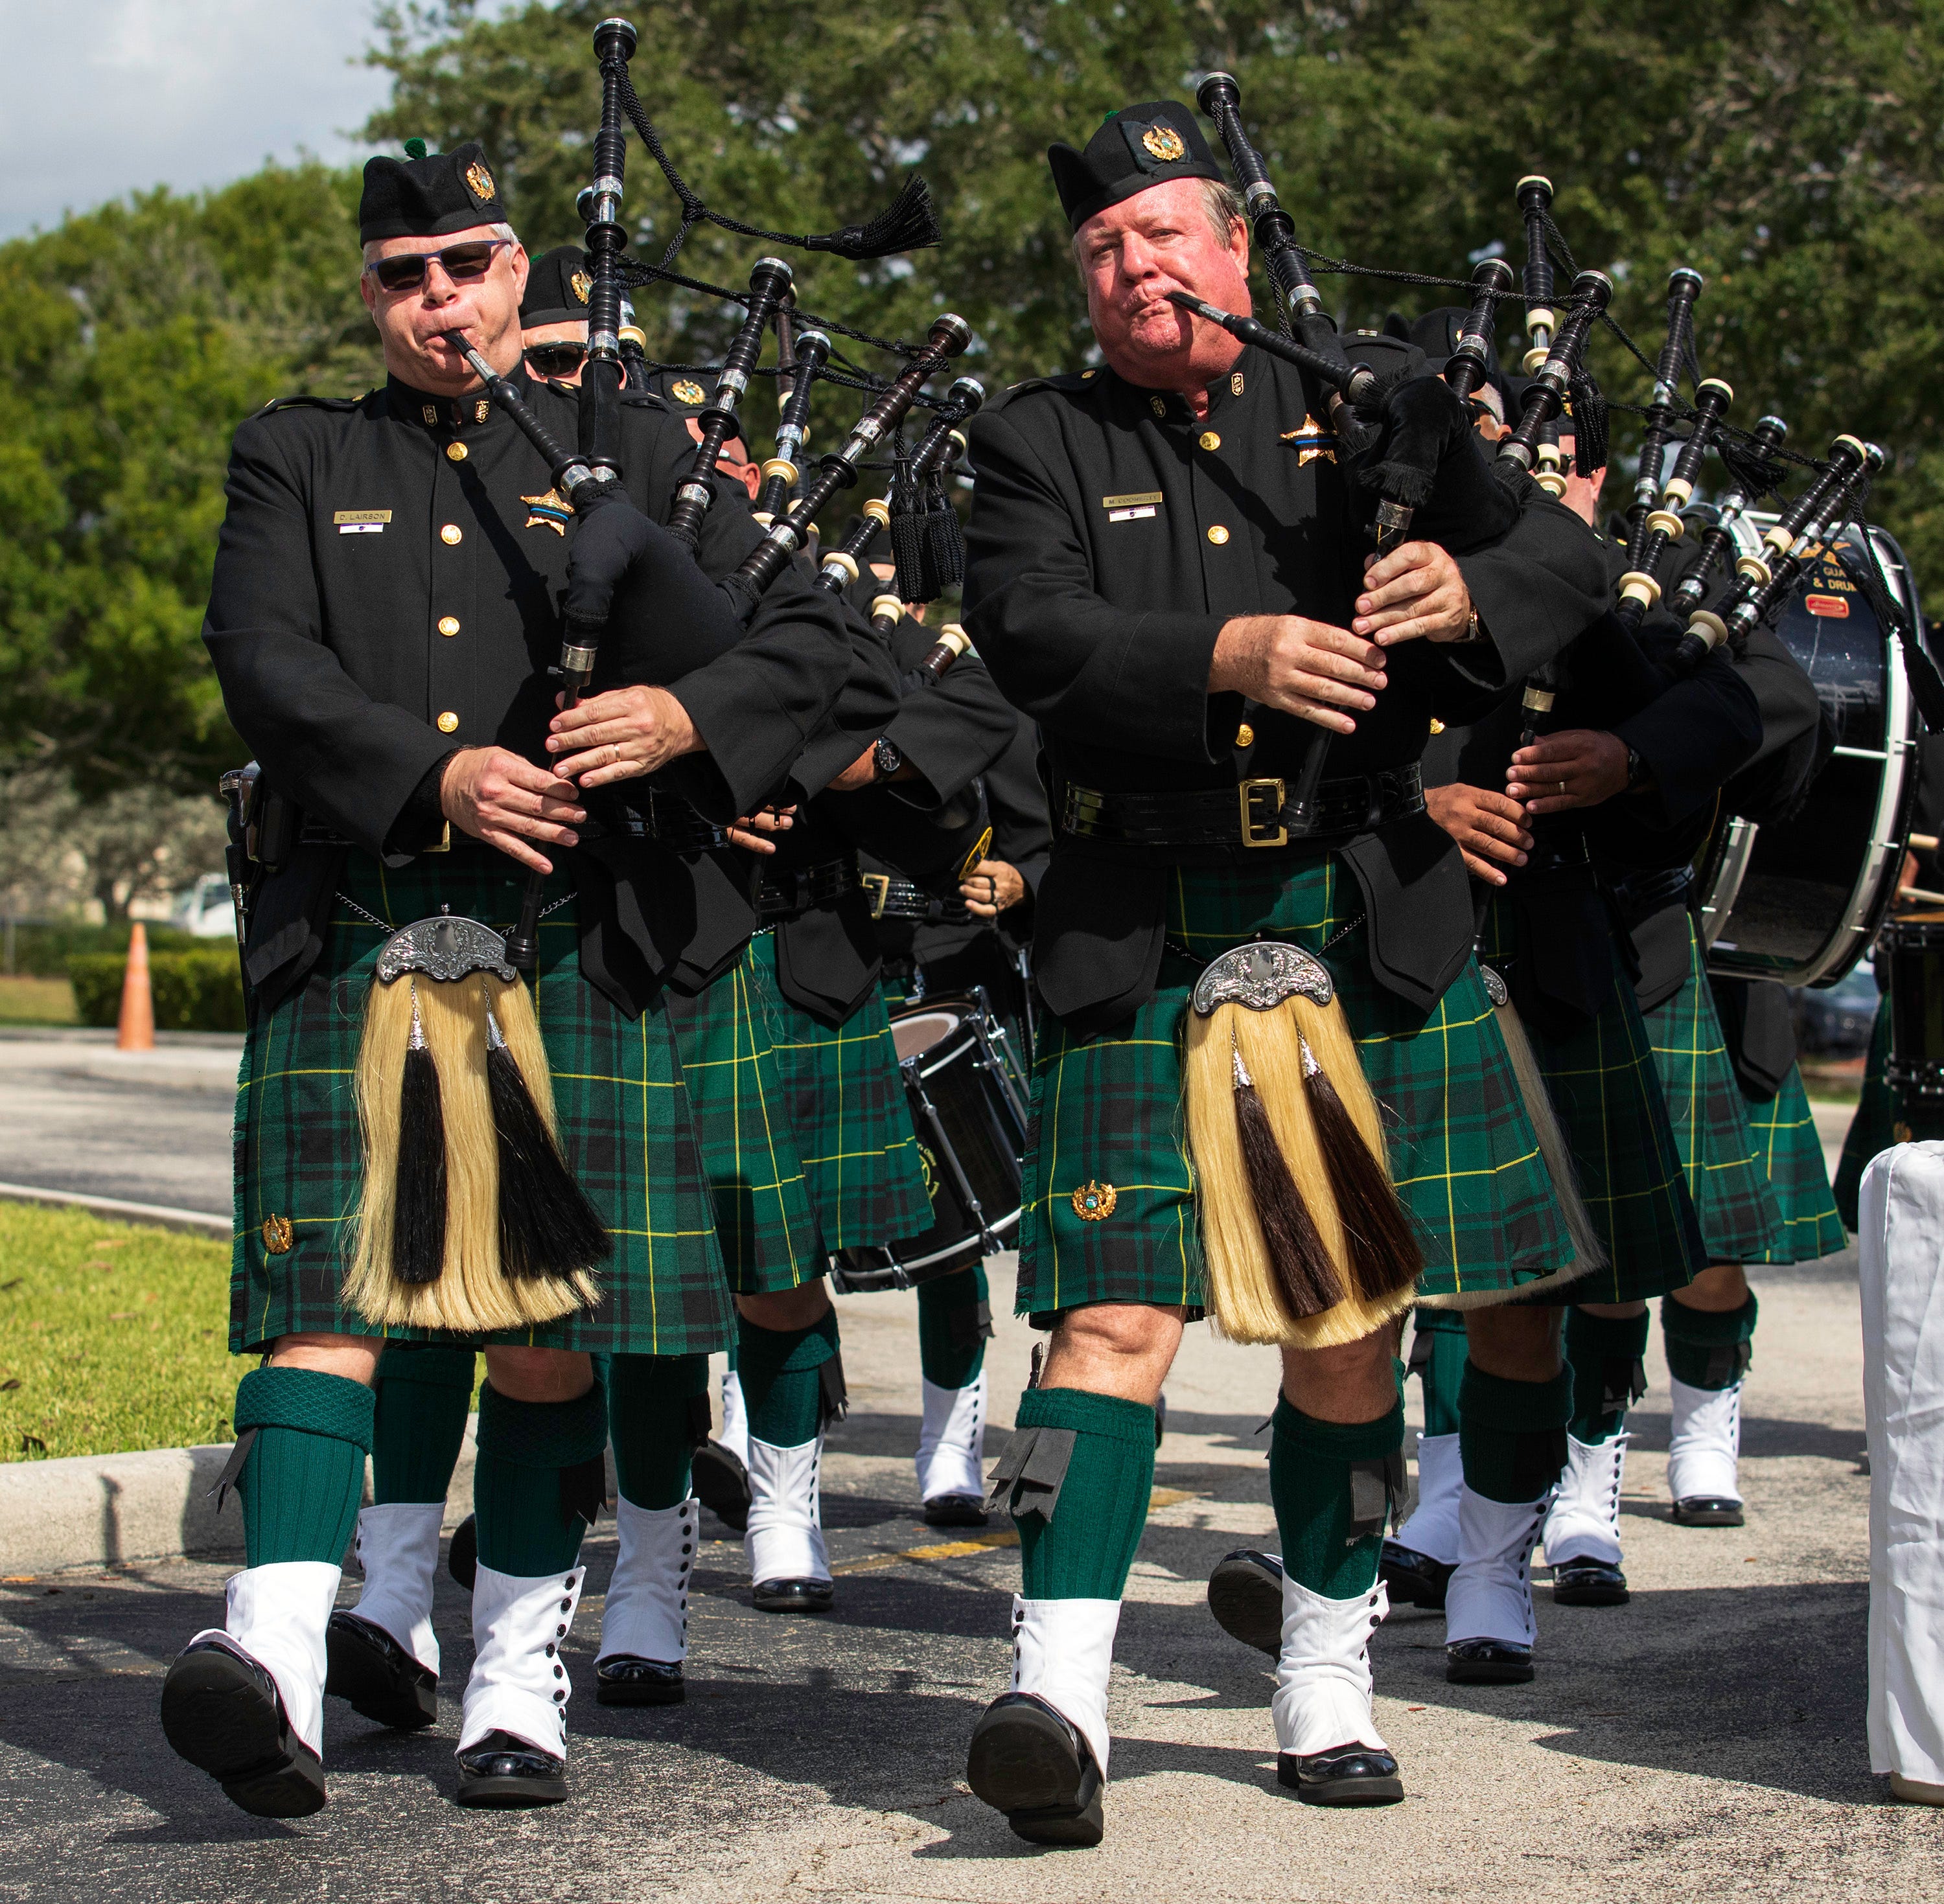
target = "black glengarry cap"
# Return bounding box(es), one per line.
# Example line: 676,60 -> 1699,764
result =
1048,100 -> 1226,233
521,246 -> 594,327
360,139 -> 508,245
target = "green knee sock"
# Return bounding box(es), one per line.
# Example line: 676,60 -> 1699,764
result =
1564,1308 -> 1650,1444
1270,1394 -> 1406,1601
1663,1292 -> 1759,1390
233,1366 -> 375,1568
1409,1307 -> 1467,1438
371,1344 -> 475,1505
1008,1386 -> 1155,1600
1457,1360 -> 1573,1505
738,1307 -> 839,1446
917,1265 -> 991,1389
608,1353 -> 708,1509
472,1380 -> 609,1577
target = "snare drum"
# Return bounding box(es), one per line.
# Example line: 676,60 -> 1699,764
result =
830,990 -> 1028,1290
1697,518 -> 1923,988
1884,912 -> 1944,1099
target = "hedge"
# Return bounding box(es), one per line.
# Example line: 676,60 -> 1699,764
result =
6,921 -> 202,978
68,948 -> 246,1032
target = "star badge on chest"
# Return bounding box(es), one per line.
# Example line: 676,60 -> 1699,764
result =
522,488 -> 573,535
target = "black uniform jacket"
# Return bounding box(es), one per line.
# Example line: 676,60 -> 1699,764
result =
203,371 -> 894,1013
962,341 -> 1609,1032
767,599 -> 1020,1024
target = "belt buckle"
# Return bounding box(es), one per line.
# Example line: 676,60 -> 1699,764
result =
859,872 -> 891,919
1238,777 -> 1288,849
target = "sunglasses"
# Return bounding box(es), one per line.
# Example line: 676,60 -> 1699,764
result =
364,238 -> 513,295
523,341 -> 589,378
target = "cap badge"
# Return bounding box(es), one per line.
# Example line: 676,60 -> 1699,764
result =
522,488 -> 573,536
1142,123 -> 1186,163
465,159 -> 496,202
672,378 -> 708,406
570,269 -> 592,304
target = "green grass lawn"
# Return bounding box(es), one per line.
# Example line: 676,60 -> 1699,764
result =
0,977 -> 78,1026
0,1202 -> 235,1462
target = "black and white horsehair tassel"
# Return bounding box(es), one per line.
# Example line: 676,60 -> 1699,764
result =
485,1000 -> 613,1281
1232,1033 -> 1343,1318
393,983 -> 449,1286
1299,1035 -> 1424,1303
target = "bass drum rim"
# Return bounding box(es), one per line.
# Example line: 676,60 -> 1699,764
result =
1698,515 -> 1921,989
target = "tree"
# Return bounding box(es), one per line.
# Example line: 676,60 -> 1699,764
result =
0,163 -> 384,802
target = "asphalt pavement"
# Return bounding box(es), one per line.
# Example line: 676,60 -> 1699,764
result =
0,1242 -> 1934,1902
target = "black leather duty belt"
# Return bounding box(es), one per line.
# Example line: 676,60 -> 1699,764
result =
860,872 -> 972,925
1059,766 -> 1425,851
758,853 -> 861,923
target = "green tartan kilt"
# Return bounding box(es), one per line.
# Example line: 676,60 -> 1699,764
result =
1477,895 -> 1705,1302
754,935 -> 932,1249
662,940 -> 828,1294
1742,1059 -> 1846,1262
1015,857 -> 1577,1323
231,853 -> 732,1358
1639,918 -> 1787,1265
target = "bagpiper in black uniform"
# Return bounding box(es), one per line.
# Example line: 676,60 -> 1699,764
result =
956,104 -> 1607,1844
157,161 -> 886,1818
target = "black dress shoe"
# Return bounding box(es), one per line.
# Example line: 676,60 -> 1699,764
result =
691,1441 -> 752,1533
752,1576 -> 833,1614
966,1692 -> 1104,1848
594,1655 -> 685,1706
1277,1743 -> 1405,1806
325,1611 -> 439,1729
1446,1637 -> 1534,1684
448,1514 -> 478,1592
160,1638 -> 328,1818
1207,1549 -> 1284,1657
1671,1495 -> 1745,1528
454,1728 -> 567,1807
923,1493 -> 989,1529
1380,1539 -> 1455,1611
1551,1559 -> 1630,1606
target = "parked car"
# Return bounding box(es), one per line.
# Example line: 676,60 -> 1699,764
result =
168,873 -> 237,941
1788,963 -> 1880,1057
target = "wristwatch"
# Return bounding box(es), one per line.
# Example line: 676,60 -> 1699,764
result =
873,735 -> 904,781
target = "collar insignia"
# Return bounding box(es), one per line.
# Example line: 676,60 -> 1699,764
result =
465,159 -> 496,202
421,404 -> 439,426
1230,371 -> 1245,397
1141,124 -> 1185,163
671,378 -> 708,406
1280,413 -> 1338,466
522,488 -> 573,535
1150,395 -> 1167,419
474,398 -> 490,424
570,269 -> 592,304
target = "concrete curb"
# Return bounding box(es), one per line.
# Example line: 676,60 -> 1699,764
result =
0,1180 -> 231,1237
0,1420 -> 480,1576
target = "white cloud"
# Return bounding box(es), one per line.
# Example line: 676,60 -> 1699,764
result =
0,0 -> 409,240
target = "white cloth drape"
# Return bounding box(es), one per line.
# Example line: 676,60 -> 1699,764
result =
1860,1142 -> 1944,1787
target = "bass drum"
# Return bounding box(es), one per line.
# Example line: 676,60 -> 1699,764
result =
829,990 -> 1029,1291
1698,516 -> 1922,987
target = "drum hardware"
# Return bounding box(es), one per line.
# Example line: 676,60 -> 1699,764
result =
829,987 -> 1026,1292
1696,514 -> 1921,988
1882,912 -> 1944,1099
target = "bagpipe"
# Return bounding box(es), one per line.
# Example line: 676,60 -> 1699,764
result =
346,14 -> 967,1333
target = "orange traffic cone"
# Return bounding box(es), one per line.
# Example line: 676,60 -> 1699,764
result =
117,922 -> 155,1052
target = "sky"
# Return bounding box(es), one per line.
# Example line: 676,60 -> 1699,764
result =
0,1 -> 422,241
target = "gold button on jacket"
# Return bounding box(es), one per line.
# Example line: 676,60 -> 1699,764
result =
445,442 -> 468,463
437,615 -> 459,637
1207,523 -> 1230,545
436,711 -> 459,733
1198,430 -> 1221,452
440,523 -> 463,545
